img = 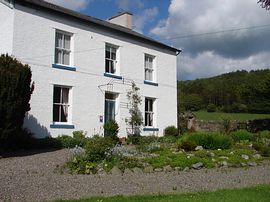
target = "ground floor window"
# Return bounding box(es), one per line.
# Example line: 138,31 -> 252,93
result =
145,98 -> 155,127
105,92 -> 117,123
53,86 -> 70,123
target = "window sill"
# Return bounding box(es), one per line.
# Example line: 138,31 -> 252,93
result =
104,73 -> 122,80
52,64 -> 76,71
143,127 -> 159,131
144,80 -> 158,86
50,124 -> 75,129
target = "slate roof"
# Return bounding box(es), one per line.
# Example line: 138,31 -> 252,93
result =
15,0 -> 181,55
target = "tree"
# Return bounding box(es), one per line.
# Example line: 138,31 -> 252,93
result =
258,0 -> 270,10
0,54 -> 34,147
126,82 -> 143,136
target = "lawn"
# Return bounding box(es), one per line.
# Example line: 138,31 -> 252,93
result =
193,111 -> 270,121
55,184 -> 270,202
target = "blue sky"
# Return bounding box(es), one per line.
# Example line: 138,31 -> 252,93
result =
46,0 -> 270,80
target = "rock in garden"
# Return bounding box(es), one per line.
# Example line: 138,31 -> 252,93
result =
241,154 -> 249,160
253,154 -> 261,159
187,154 -> 194,159
174,167 -> 181,171
192,162 -> 203,169
219,161 -> 228,167
163,165 -> 173,172
133,167 -> 143,174
220,156 -> 229,160
241,163 -> 247,167
111,166 -> 122,175
143,166 -> 154,173
183,167 -> 189,172
97,168 -> 106,175
154,168 -> 163,172
210,152 -> 215,157
173,151 -> 183,154
195,146 -> 203,151
248,162 -> 257,167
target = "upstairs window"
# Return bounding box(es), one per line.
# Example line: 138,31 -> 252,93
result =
145,54 -> 154,81
145,98 -> 154,127
53,86 -> 70,123
105,44 -> 117,74
55,31 -> 71,66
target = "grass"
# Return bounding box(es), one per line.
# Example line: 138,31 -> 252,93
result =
193,111 -> 270,121
54,184 -> 270,202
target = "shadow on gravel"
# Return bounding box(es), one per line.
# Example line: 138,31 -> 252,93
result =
0,148 -> 61,158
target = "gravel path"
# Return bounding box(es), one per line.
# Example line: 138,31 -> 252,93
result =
1,149 -> 270,202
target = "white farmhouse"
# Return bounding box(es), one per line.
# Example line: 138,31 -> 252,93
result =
0,0 -> 180,138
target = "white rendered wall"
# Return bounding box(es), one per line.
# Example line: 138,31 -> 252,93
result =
10,4 -> 177,138
0,1 -> 14,55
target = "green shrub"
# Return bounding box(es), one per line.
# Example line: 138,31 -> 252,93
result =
127,134 -> 141,145
207,103 -> 217,112
253,142 -> 270,157
85,136 -> 115,162
179,140 -> 197,151
261,146 -> 270,157
259,131 -> 270,139
231,130 -> 253,142
103,120 -> 119,142
0,54 -> 34,148
181,132 -> 232,150
164,126 -> 179,137
56,131 -> 87,148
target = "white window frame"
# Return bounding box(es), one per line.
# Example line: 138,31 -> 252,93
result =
55,30 -> 73,66
144,54 -> 155,81
105,43 -> 119,75
145,98 -> 155,127
53,85 -> 72,124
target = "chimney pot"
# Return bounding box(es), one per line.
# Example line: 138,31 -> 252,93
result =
108,12 -> 133,29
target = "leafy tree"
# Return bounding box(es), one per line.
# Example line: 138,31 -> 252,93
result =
258,0 -> 270,10
126,82 -> 143,136
0,54 -> 34,147
183,94 -> 202,111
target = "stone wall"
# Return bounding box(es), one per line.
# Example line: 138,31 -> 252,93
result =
189,119 -> 270,133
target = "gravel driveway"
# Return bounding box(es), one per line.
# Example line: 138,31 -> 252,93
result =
0,149 -> 270,202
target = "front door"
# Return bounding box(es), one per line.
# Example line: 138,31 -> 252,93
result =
104,93 -> 116,123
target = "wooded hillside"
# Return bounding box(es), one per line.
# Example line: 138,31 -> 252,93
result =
178,69 -> 270,114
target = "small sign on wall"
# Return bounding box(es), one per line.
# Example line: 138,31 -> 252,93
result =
99,115 -> 103,123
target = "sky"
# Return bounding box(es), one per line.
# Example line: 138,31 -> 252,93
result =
45,0 -> 270,80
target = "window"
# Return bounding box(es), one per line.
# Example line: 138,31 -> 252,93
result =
105,44 -> 117,74
55,31 -> 71,66
145,54 -> 154,81
145,98 -> 154,127
53,86 -> 70,123
104,93 -> 117,123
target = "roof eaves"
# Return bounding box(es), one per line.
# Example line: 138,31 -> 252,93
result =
15,0 -> 181,54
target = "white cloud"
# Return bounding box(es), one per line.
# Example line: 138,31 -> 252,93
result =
178,51 -> 270,80
134,7 -> 159,33
45,0 -> 90,11
151,0 -> 270,80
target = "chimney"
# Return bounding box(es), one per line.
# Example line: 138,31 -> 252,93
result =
108,12 -> 133,29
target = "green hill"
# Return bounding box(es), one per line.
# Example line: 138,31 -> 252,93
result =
178,69 -> 270,114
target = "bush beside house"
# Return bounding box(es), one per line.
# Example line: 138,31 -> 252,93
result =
0,54 -> 34,148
